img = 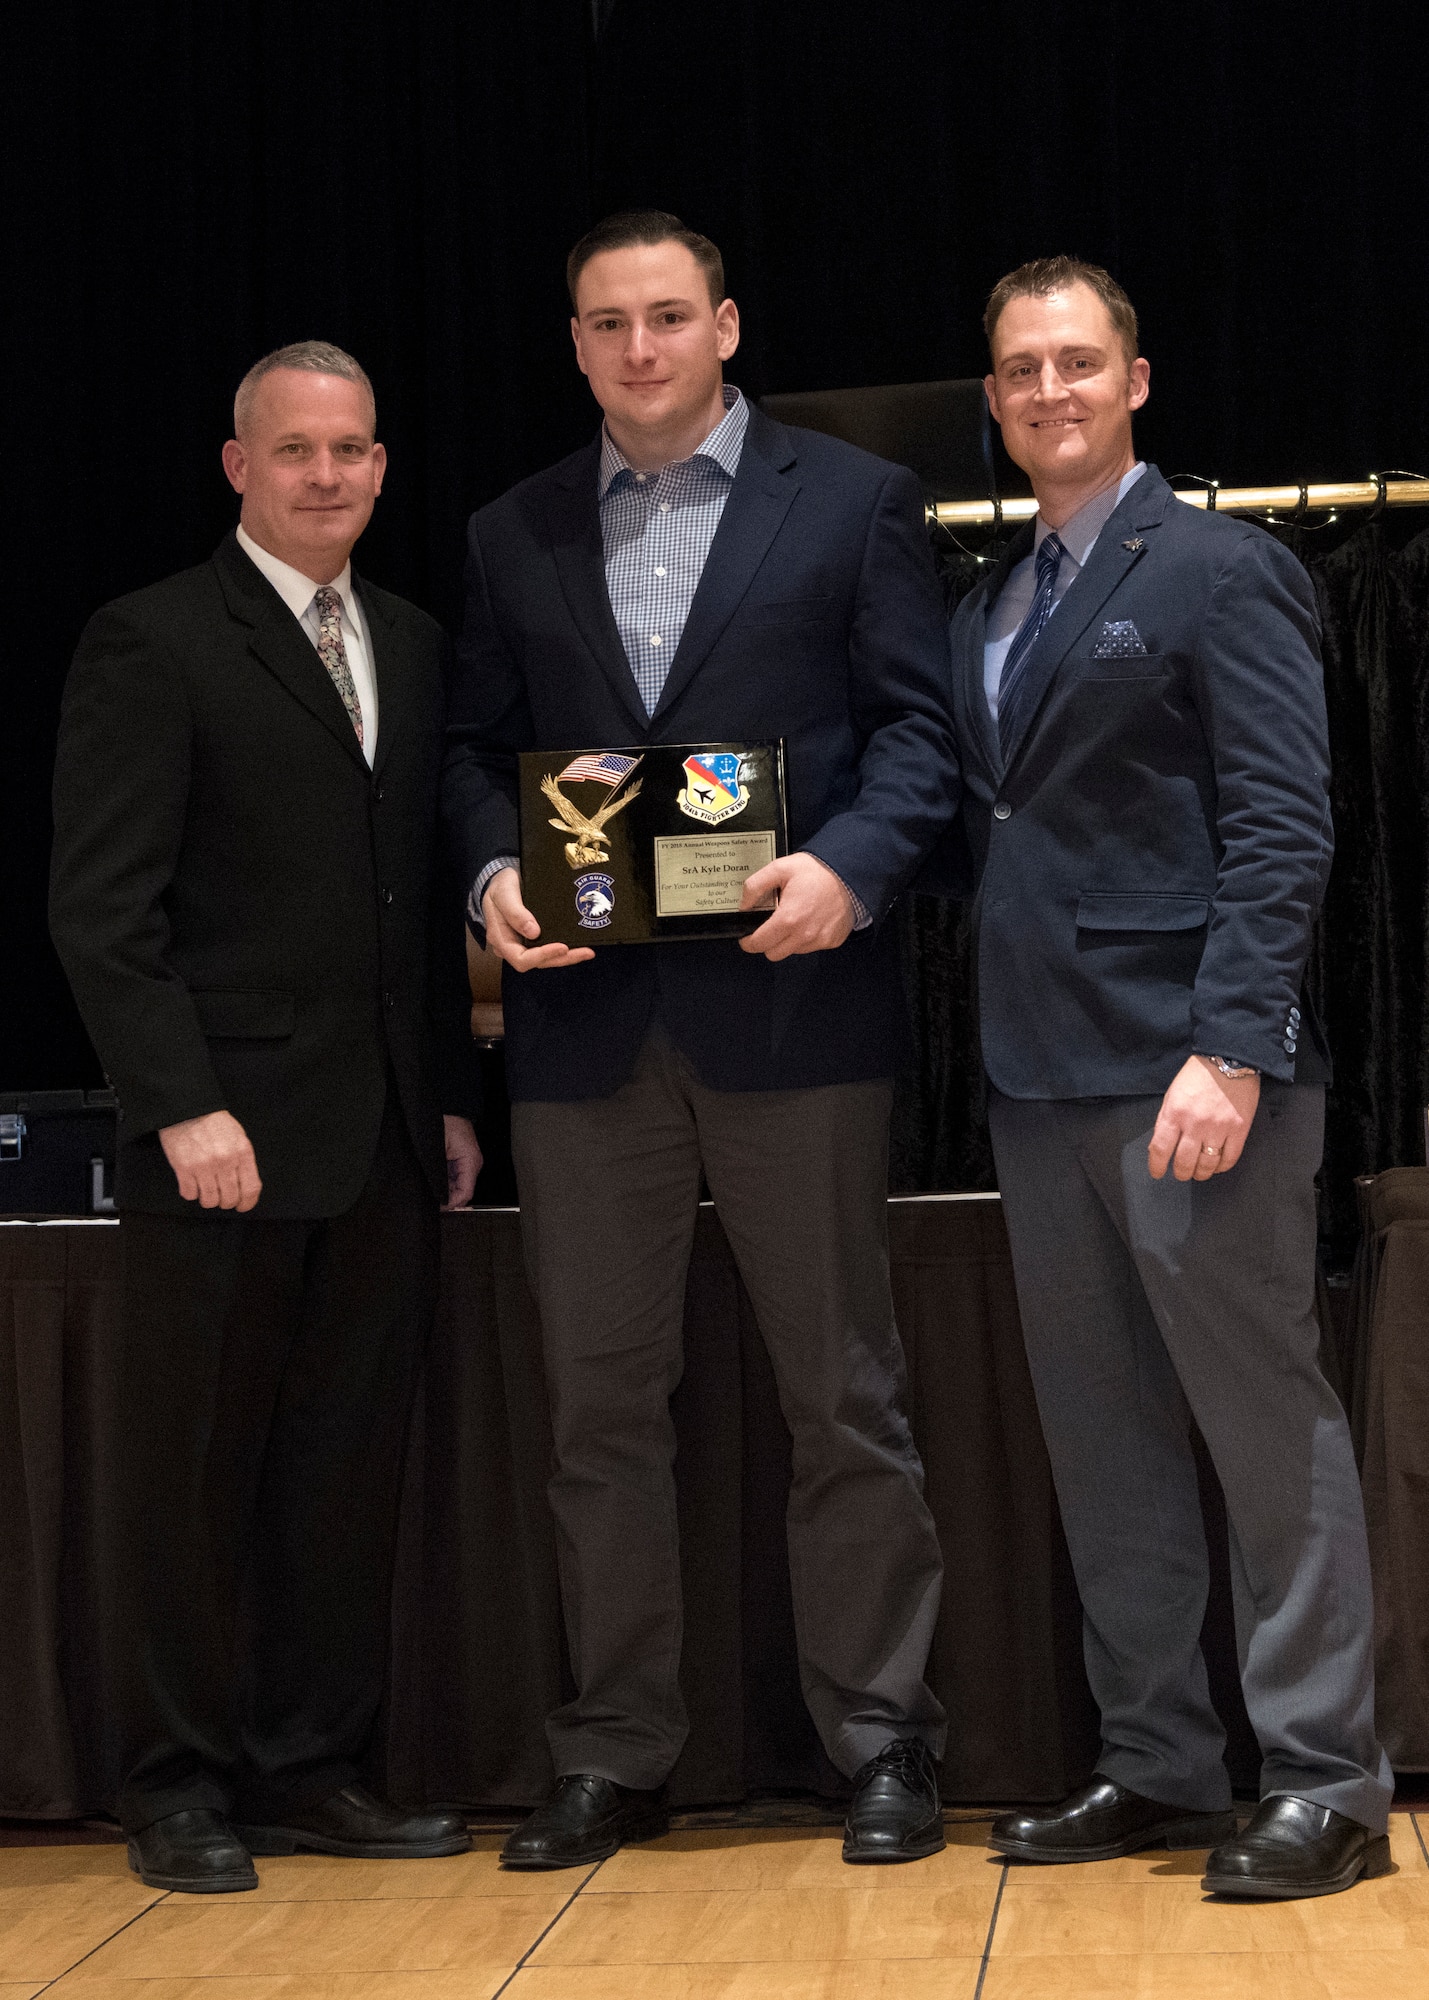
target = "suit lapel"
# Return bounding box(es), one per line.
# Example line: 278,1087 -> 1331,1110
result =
966,527 -> 1032,777
213,534 -> 368,772
547,442 -> 649,734
358,579 -> 402,781
998,471 -> 1171,770
650,413 -> 798,725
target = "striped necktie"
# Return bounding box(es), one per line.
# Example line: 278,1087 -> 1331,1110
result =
997,531 -> 1066,755
313,585 -> 364,746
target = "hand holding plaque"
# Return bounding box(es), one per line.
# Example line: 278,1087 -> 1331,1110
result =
518,742 -> 788,947
735,850 -> 858,960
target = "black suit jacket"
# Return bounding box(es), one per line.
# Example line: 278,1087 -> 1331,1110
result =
50,533 -> 475,1216
946,466 -> 1332,1097
442,405 -> 959,1102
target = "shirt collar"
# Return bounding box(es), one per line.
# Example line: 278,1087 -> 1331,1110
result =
1034,461 -> 1147,570
236,523 -> 356,624
598,384 -> 748,499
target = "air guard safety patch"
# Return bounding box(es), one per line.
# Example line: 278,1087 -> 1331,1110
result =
574,872 -> 615,928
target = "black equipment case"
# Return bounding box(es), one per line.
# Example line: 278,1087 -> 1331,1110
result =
0,1088 -> 118,1215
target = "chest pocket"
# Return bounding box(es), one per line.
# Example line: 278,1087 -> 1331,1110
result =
1067,652 -> 1170,682
741,594 -> 839,625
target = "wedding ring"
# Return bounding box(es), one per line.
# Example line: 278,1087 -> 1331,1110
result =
1201,1144 -> 1222,1156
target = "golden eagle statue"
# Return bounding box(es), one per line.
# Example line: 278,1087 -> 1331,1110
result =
541,770 -> 644,870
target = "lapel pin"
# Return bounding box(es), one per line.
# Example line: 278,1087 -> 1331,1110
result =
1122,537 -> 1145,553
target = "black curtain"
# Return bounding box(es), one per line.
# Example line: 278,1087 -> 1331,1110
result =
8,2 -> 1429,1244
5,1 -> 595,1087
589,0 -> 1429,481
1308,521 -> 1429,1260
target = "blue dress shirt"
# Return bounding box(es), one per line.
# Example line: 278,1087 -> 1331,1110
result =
983,462 -> 1147,721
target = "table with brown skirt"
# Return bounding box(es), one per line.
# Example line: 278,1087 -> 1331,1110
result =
2,1196 -> 1279,1819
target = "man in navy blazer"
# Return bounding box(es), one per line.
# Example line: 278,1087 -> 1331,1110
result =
948,258 -> 1390,1899
443,212 -> 958,1868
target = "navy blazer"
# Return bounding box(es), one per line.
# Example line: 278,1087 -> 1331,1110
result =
947,465 -> 1333,1098
443,405 -> 958,1101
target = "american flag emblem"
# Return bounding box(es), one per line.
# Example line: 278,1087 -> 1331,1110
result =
558,752 -> 641,788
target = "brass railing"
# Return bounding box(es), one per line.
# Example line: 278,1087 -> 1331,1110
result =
930,474 -> 1429,531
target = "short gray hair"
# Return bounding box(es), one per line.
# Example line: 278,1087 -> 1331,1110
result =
233,340 -> 376,439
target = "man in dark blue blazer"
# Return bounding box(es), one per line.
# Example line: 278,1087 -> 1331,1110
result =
948,258 -> 1390,1899
443,212 -> 958,1868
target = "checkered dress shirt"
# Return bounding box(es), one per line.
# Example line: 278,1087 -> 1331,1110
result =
599,384 -> 748,715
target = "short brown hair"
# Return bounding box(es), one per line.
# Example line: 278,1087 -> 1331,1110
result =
983,257 -> 1139,364
566,210 -> 725,311
234,340 -> 375,440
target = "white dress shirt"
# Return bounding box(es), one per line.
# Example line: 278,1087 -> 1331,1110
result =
983,462 -> 1147,722
236,524 -> 378,766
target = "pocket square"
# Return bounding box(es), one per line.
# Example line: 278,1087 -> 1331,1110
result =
1090,618 -> 1149,659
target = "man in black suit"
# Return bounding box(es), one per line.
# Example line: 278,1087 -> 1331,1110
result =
49,342 -> 482,1893
444,213 -> 959,1868
944,259 -> 1390,1898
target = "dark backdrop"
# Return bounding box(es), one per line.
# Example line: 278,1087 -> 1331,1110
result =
8,1 -> 1429,1120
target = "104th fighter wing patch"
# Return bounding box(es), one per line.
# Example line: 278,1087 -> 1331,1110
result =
677,752 -> 751,825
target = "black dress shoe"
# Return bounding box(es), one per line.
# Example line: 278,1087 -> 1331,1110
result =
843,1737 -> 946,1864
990,1776 -> 1236,1863
1202,1795 -> 1392,1899
500,1775 -> 669,1870
235,1783 -> 470,1858
127,1809 -> 258,1893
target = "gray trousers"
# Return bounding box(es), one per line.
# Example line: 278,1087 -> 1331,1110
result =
511,1024 -> 946,1789
988,1082 -> 1392,1832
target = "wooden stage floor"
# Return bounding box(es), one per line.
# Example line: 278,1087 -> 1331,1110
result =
3,1809 -> 1428,1998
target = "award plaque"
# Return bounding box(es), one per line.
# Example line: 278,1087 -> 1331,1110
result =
518,742 -> 788,946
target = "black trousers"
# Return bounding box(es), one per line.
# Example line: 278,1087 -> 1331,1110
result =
107,1092 -> 439,1833
511,1023 -> 946,1790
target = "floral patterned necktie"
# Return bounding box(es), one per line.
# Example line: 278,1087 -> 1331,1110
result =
312,585 -> 364,746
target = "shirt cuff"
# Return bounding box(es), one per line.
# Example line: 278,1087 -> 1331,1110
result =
808,854 -> 872,931
467,856 -> 520,934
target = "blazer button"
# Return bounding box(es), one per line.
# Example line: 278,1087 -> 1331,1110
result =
383,888 -> 394,905
1283,1036 -> 1296,1052
1289,1006 -> 1301,1024
374,783 -> 385,803
992,801 -> 1012,821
